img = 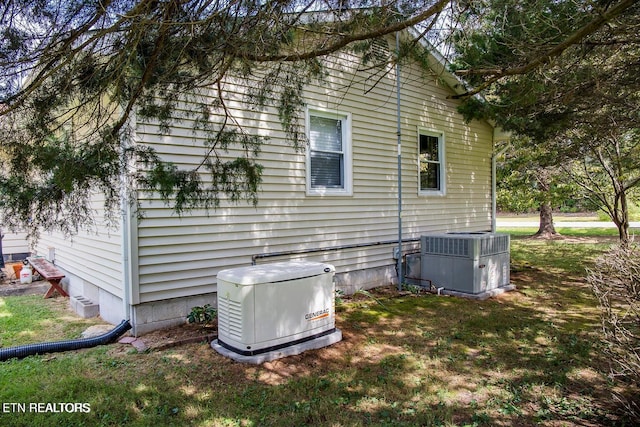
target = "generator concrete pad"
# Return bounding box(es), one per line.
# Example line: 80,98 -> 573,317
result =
211,329 -> 342,364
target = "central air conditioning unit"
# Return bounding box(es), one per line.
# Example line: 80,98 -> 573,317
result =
211,261 -> 342,364
421,232 -> 514,299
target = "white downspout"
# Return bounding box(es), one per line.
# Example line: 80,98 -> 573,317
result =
491,139 -> 510,232
120,193 -> 132,322
120,113 -> 136,322
491,150 -> 498,232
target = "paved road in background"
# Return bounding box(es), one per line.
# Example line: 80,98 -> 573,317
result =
496,219 -> 640,228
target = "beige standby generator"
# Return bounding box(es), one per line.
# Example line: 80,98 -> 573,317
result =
211,261 -> 342,364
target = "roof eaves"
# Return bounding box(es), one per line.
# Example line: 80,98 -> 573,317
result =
406,27 -> 470,97
407,27 -> 506,135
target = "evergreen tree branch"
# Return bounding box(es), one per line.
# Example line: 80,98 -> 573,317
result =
452,0 -> 638,99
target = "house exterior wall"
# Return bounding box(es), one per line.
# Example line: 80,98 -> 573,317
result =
32,47 -> 494,335
1,230 -> 30,262
131,48 -> 493,332
33,193 -> 125,324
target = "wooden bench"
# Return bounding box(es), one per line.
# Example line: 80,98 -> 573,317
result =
27,257 -> 68,299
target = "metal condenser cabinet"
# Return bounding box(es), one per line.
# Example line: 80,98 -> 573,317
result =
421,232 -> 510,295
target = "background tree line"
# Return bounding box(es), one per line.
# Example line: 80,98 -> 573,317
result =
450,0 -> 640,242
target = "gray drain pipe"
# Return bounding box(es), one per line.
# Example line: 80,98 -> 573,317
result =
395,31 -> 404,290
0,320 -> 131,361
251,238 -> 421,265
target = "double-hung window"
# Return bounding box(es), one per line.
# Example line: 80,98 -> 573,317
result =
307,109 -> 352,195
418,129 -> 445,195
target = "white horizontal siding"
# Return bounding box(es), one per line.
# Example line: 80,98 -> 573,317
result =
133,49 -> 493,303
1,229 -> 30,257
34,194 -> 124,298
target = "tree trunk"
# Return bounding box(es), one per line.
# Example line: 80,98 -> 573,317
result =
614,190 -> 630,246
532,170 -> 559,239
618,223 -> 630,245
534,201 -> 559,238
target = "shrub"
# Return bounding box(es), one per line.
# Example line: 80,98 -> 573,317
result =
596,201 -> 640,221
187,304 -> 217,325
587,244 -> 640,420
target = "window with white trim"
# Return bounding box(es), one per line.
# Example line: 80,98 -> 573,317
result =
307,109 -> 352,195
418,130 -> 445,194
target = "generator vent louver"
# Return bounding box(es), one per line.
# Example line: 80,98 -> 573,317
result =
217,297 -> 243,340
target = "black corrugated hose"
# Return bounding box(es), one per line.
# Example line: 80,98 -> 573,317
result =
0,320 -> 132,361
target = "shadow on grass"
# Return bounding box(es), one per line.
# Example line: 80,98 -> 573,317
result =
0,292 -> 627,427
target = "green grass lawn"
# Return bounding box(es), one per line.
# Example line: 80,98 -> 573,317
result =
0,231 -> 635,426
497,214 -> 603,223
501,226 -> 632,238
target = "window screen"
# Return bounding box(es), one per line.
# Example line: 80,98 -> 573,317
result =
310,115 -> 344,188
419,133 -> 442,191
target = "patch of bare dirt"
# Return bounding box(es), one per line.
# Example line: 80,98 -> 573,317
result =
137,322 -> 217,351
0,278 -> 54,297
